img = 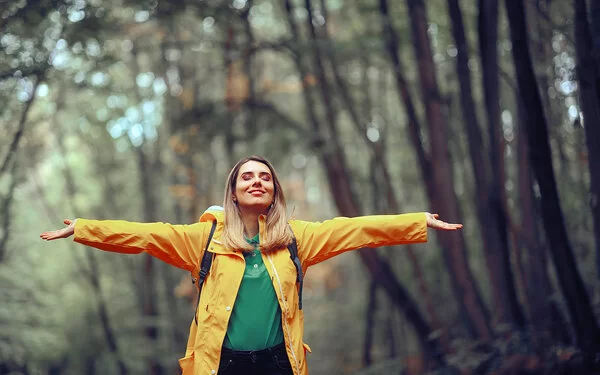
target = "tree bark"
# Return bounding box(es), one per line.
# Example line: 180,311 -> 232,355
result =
574,0 -> 600,282
516,102 -> 570,346
505,0 -> 600,360
136,148 -> 164,375
131,44 -> 164,375
54,119 -> 129,375
0,79 -> 40,177
239,0 -> 258,135
319,0 -> 447,348
400,0 -> 493,341
0,153 -> 18,263
302,0 -> 360,216
0,79 -> 39,262
447,0 -> 525,330
363,281 -> 377,366
284,0 -> 446,365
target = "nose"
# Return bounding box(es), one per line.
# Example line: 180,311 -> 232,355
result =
251,177 -> 262,186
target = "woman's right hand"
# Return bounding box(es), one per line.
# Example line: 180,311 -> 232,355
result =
40,219 -> 76,240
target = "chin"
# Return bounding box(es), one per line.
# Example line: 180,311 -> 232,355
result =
241,203 -> 271,213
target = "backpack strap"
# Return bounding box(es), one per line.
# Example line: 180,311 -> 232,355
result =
287,233 -> 304,310
194,220 -> 217,325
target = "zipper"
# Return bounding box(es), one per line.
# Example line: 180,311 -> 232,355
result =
267,254 -> 301,375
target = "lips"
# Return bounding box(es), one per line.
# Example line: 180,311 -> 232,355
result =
248,190 -> 265,196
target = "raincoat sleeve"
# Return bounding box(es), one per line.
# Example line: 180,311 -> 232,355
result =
293,213 -> 427,267
73,219 -> 209,272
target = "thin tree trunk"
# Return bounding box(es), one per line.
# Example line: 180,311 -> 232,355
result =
0,77 -> 35,260
131,44 -> 164,375
303,0 -> 360,215
574,0 -> 600,282
448,0 -> 521,330
364,280 -> 377,366
529,0 -> 569,181
380,0 -> 484,341
319,0 -> 447,348
0,78 -> 40,176
285,0 -> 445,365
84,356 -> 97,375
401,0 -> 493,341
386,300 -> 397,359
240,0 -> 257,135
477,0 -> 526,329
0,154 -> 18,263
505,0 -> 600,359
47,357 -> 69,375
54,118 -> 129,375
516,102 -> 570,347
136,145 -> 163,375
158,28 -> 197,358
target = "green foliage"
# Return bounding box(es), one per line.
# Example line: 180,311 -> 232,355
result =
0,0 -> 598,374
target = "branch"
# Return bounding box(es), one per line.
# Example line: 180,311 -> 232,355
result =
0,156 -> 18,262
0,78 -> 41,176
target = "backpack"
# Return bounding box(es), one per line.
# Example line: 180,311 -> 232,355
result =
193,213 -> 304,325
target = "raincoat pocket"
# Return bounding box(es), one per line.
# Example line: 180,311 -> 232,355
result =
178,352 -> 195,374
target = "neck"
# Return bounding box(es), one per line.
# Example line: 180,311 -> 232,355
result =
239,208 -> 262,238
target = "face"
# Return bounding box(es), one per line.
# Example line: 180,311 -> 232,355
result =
233,160 -> 275,214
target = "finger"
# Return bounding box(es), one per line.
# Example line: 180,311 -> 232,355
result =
433,214 -> 439,219
64,219 -> 72,225
436,222 -> 462,230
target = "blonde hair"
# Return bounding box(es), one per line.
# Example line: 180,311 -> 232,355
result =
222,156 -> 294,252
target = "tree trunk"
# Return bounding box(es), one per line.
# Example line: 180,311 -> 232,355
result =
574,0 -> 600,282
516,102 -> 570,346
448,0 -> 525,330
401,0 -> 493,341
53,90 -> 129,375
158,27 -> 200,358
380,0 -> 488,341
131,44 -> 164,375
239,0 -> 257,135
364,281 -> 377,366
284,0 -> 445,365
318,0 -> 447,349
84,356 -> 97,375
303,0 -> 360,215
0,80 -> 38,261
0,75 -> 36,260
136,147 -> 164,375
505,0 -> 600,360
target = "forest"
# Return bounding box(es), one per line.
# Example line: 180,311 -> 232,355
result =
1,0 -> 600,374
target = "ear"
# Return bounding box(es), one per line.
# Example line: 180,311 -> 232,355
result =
232,195 -> 237,202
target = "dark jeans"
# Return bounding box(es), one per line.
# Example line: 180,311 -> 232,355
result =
218,342 -> 294,375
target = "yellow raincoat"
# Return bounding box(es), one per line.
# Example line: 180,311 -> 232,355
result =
74,210 -> 427,375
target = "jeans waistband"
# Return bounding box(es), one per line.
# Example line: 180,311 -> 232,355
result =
221,342 -> 287,359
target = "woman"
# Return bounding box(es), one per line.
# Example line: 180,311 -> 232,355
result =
40,155 -> 462,375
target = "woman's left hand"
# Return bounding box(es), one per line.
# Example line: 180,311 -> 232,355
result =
425,213 -> 463,231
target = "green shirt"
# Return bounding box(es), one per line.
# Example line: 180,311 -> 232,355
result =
222,234 -> 284,350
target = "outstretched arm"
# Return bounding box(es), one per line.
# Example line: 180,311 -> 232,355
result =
292,212 -> 462,267
40,218 -> 210,273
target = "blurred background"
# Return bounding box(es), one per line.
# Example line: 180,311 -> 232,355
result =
1,0 -> 600,374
